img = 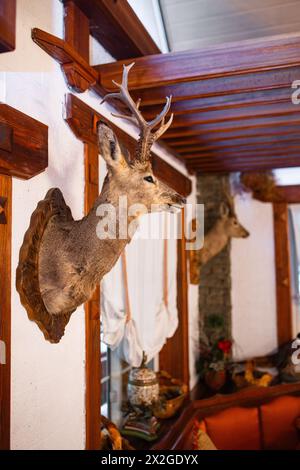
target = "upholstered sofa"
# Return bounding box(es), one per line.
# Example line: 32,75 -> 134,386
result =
152,383 -> 300,450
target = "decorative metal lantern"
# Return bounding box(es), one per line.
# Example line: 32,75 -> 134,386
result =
127,352 -> 159,408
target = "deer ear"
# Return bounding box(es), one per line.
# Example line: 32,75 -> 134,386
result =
220,202 -> 229,218
97,121 -> 127,169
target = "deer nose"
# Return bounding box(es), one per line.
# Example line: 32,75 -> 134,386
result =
173,193 -> 186,206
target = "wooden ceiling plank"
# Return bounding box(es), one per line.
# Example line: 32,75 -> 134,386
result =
188,155 -> 300,173
182,142 -> 300,158
177,136 -> 300,154
141,88 -> 292,117
163,117 -> 300,139
96,33 -> 300,90
187,153 -> 300,167
184,146 -> 300,160
169,103 -> 300,129
167,128 -> 300,147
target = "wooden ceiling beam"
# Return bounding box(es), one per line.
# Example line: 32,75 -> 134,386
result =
101,67 -> 300,107
61,0 -> 160,60
96,33 -> 300,90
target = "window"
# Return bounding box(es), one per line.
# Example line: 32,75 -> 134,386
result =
100,212 -> 179,424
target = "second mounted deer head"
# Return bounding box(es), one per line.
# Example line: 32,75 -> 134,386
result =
189,189 -> 249,284
16,63 -> 185,342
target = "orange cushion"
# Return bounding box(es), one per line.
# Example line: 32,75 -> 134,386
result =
260,396 -> 300,450
203,406 -> 261,450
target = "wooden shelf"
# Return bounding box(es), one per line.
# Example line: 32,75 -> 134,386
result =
0,103 -> 48,179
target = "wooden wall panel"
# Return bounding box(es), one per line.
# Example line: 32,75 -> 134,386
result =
64,0 -> 90,63
0,0 -> 16,53
273,203 -> 293,347
84,143 -> 101,450
0,174 -> 12,449
159,209 -> 189,387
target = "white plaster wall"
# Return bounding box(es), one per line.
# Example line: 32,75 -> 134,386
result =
128,0 -> 169,52
0,0 -> 198,448
231,194 -> 278,360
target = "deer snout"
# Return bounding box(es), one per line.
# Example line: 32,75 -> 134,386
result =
242,228 -> 250,238
171,193 -> 186,207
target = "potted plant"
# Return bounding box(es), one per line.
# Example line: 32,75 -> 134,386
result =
197,338 -> 232,392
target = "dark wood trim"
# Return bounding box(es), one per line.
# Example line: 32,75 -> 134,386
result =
0,174 -> 12,449
159,209 -> 190,387
0,103 -> 48,179
0,0 -> 16,53
84,143 -> 101,450
62,0 -> 160,60
64,0 -> 90,63
273,203 -> 293,347
251,185 -> 300,204
64,93 -> 192,197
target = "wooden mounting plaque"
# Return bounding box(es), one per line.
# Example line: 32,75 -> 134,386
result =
16,188 -> 76,343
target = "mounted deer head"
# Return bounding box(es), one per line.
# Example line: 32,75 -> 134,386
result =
189,189 -> 249,284
16,63 -> 185,342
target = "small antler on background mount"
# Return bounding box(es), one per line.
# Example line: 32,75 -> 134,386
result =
101,63 -> 174,162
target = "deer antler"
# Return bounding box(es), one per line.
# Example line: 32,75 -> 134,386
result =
221,177 -> 235,215
101,63 -> 173,162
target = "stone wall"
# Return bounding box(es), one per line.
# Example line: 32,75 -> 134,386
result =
197,174 -> 232,345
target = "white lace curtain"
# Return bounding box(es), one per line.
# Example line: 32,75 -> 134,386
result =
101,211 -> 179,366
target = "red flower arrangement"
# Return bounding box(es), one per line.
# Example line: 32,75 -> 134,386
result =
217,339 -> 232,355
197,337 -> 232,377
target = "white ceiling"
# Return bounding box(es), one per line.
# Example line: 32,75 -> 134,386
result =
159,0 -> 300,51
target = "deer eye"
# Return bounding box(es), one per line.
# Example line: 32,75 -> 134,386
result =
144,176 -> 155,184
